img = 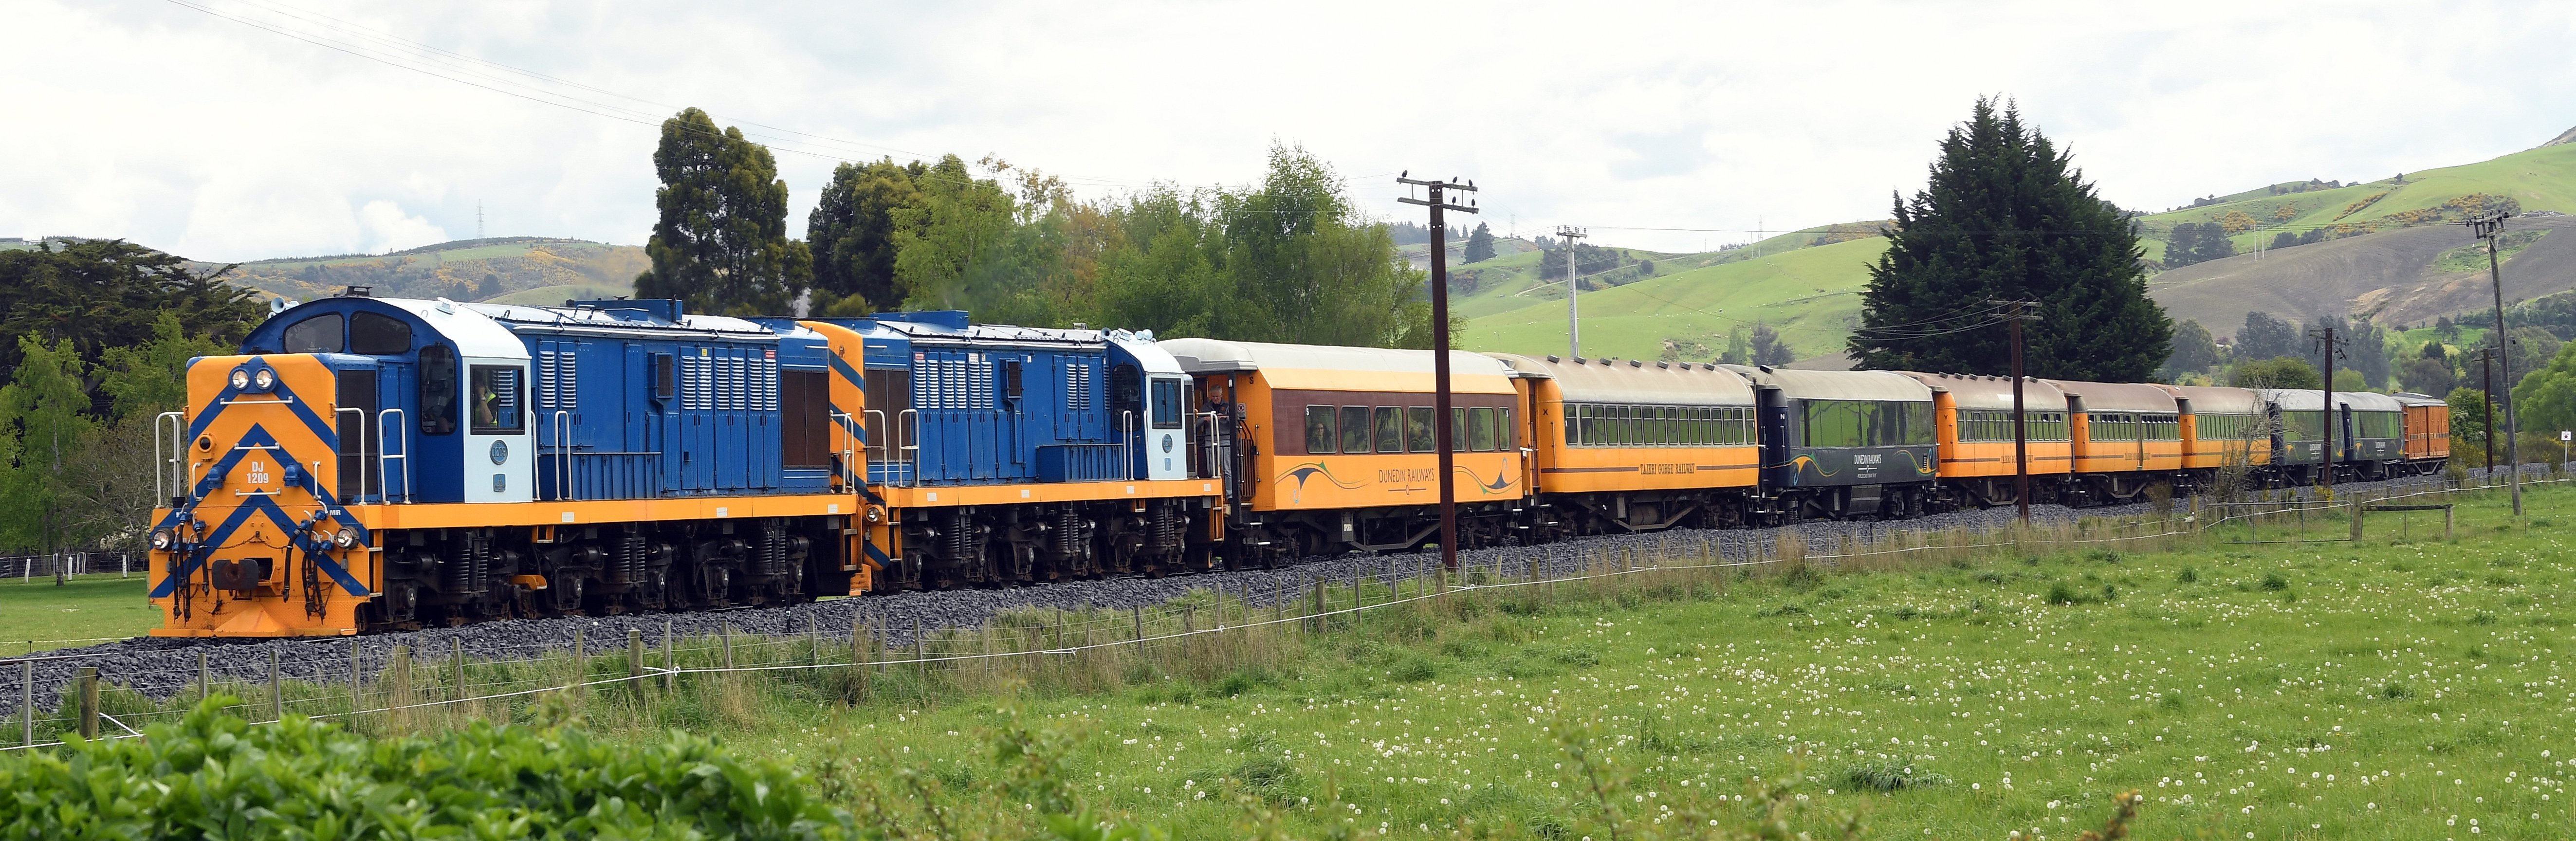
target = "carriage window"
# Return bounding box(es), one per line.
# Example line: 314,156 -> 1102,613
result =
469,365 -> 523,434
1405,407 -> 1435,453
349,312 -> 412,355
418,344 -> 457,436
1374,407 -> 1403,454
282,313 -> 344,353
1470,407 -> 1496,452
1452,408 -> 1470,453
1500,407 -> 1517,450
1304,405 -> 1337,454
1339,406 -> 1372,453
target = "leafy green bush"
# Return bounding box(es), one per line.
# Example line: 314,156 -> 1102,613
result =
0,696 -> 848,839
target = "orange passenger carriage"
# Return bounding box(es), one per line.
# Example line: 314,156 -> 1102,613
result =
1489,354 -> 1761,534
2153,384 -> 2271,474
2038,379 -> 2187,504
1893,372 -> 2071,508
1162,339 -> 1529,561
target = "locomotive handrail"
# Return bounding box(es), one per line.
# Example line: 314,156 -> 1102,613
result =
828,410 -> 857,491
551,410 -> 573,501
1193,412 -> 1223,482
333,407 -> 372,502
1119,410 -> 1135,481
896,409 -> 919,488
377,408 -> 410,504
153,411 -> 186,504
865,409 -> 889,485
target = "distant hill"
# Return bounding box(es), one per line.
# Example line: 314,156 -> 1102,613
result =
200,237 -> 644,305
1462,134 -> 2576,361
1463,229 -> 1890,363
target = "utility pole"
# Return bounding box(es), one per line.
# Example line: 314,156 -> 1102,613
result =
2480,347 -> 2497,481
1993,300 -> 2042,524
477,201 -> 485,240
1558,226 -> 1587,357
1398,173 -> 1477,571
2465,212 -> 2522,515
2310,324 -> 2349,487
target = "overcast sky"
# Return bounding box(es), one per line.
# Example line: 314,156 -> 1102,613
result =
6,0 -> 2573,261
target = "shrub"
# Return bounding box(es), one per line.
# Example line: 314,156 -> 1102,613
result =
2177,566 -> 2200,584
2260,571 -> 2291,591
0,697 -> 849,839
1841,759 -> 1952,792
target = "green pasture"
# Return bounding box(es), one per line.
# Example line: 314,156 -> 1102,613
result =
0,574 -> 156,653
37,482 -> 2576,838
1464,236 -> 1886,362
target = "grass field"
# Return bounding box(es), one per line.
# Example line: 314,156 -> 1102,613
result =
43,483 -> 2575,838
0,574 -> 155,653
702,483 -> 2569,839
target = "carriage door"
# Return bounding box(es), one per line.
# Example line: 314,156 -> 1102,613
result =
335,369 -> 379,502
1756,387 -> 1790,486
2339,405 -> 2357,462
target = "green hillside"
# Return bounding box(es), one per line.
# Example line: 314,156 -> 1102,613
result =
1465,139 -> 2576,360
2135,141 -> 2576,257
207,237 -> 644,305
1462,236 -> 1888,362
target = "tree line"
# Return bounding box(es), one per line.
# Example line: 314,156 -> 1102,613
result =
0,240 -> 263,556
631,108 -> 1437,348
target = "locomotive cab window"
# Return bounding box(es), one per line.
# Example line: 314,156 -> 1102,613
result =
282,313 -> 345,353
418,344 -> 457,436
469,365 -> 523,434
1150,378 -> 1184,429
1305,405 -> 1337,454
349,312 -> 412,355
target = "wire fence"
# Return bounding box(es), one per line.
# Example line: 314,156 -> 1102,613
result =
0,553 -> 143,582
1,472 -> 2561,753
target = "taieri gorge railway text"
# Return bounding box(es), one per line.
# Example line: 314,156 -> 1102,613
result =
145,291 -> 2452,637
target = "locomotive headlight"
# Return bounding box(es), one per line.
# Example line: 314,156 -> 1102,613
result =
229,367 -> 251,390
150,529 -> 174,550
252,368 -> 276,391
332,527 -> 359,549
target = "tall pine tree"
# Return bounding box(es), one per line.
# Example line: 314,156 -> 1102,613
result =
1463,222 -> 1497,263
634,108 -> 813,316
1849,99 -> 2170,381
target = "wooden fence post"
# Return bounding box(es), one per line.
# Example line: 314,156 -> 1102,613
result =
627,629 -> 645,696
853,615 -> 872,702
270,649 -> 284,722
914,620 -> 929,705
349,639 -> 363,715
75,667 -> 97,740
451,637 -> 466,703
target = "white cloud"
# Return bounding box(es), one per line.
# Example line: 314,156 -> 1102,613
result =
1,0 -> 2571,259
356,200 -> 447,255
